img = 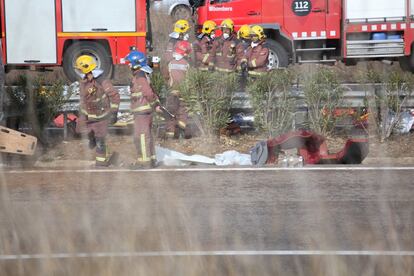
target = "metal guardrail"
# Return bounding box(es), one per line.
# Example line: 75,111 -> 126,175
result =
61,83 -> 414,112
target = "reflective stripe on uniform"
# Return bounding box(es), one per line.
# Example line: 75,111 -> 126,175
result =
166,132 -> 175,137
131,92 -> 143,98
80,108 -> 89,116
131,105 -> 152,113
140,134 -> 148,162
92,94 -> 107,103
96,156 -> 107,162
251,59 -> 257,68
169,63 -> 189,71
88,111 -> 110,119
216,67 -> 234,73
202,54 -> 210,63
248,70 -> 265,76
111,103 -> 119,109
216,53 -> 222,56
178,121 -> 186,129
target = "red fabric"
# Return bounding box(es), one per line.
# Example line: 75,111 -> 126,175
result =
54,113 -> 77,128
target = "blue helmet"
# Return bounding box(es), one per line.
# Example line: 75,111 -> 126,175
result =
125,50 -> 153,74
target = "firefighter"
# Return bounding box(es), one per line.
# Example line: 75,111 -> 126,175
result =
245,25 -> 270,76
76,55 -> 120,167
236,24 -> 251,71
163,19 -> 191,65
165,41 -> 192,139
193,20 -> 217,71
125,50 -> 161,169
214,19 -> 238,73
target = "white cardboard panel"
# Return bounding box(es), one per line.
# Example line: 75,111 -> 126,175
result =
346,0 -> 406,20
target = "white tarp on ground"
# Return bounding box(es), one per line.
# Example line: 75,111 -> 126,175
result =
156,146 -> 252,166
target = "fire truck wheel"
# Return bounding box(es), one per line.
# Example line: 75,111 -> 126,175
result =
171,5 -> 192,21
266,39 -> 289,69
399,56 -> 413,72
63,41 -> 113,82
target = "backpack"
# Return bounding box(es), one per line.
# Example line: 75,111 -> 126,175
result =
250,141 -> 268,166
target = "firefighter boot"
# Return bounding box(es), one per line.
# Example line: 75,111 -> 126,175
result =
95,137 -> 109,167
88,131 -> 96,149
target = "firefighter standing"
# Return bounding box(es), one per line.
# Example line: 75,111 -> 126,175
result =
163,19 -> 191,65
245,25 -> 270,76
193,20 -> 217,71
236,24 -> 251,70
214,19 -> 238,73
76,55 -> 120,167
125,50 -> 161,169
165,41 -> 192,139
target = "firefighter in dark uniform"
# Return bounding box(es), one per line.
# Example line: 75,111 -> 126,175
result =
214,18 -> 239,73
165,40 -> 192,139
193,20 -> 217,71
125,50 -> 161,169
76,55 -> 120,167
163,19 -> 191,65
245,25 -> 270,76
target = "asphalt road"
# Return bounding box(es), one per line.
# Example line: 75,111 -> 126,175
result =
0,167 -> 413,275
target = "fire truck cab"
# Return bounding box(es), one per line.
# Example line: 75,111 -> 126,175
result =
197,0 -> 414,71
0,0 -> 149,82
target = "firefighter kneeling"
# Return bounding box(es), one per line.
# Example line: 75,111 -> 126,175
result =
165,41 -> 192,139
75,55 -> 120,167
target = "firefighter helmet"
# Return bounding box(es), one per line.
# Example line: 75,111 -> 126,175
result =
250,25 -> 266,40
220,19 -> 234,32
174,19 -> 190,33
125,50 -> 153,74
202,20 -> 217,35
174,41 -> 192,56
237,25 -> 251,39
75,55 -> 97,74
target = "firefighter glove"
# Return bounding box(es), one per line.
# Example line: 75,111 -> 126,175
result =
110,112 -> 118,125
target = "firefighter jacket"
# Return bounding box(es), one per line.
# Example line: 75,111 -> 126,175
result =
130,70 -> 160,115
168,57 -> 190,89
193,35 -> 215,70
163,37 -> 180,65
246,40 -> 270,75
236,38 -> 251,69
79,78 -> 120,122
214,34 -> 239,72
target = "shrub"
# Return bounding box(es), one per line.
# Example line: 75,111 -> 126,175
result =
179,70 -> 237,136
6,75 -> 67,143
359,69 -> 414,142
247,69 -> 296,137
303,67 -> 344,136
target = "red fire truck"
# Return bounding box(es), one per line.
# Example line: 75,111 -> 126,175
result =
196,0 -> 414,71
0,0 -> 150,81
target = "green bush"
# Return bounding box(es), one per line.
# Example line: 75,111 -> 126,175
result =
303,67 -> 344,136
179,70 -> 237,136
359,69 -> 414,141
247,69 -> 296,137
6,75 -> 66,142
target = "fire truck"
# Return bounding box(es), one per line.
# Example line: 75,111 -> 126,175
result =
196,0 -> 414,70
0,0 -> 150,82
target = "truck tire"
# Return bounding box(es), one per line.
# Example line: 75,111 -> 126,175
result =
399,56 -> 412,72
63,41 -> 113,83
171,5 -> 191,21
266,39 -> 289,69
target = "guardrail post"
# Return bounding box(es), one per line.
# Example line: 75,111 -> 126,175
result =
63,112 -> 68,140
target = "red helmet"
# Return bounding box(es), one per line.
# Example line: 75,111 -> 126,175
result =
174,40 -> 192,56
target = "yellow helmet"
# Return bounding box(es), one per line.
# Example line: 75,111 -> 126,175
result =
237,25 -> 251,39
250,25 -> 266,40
220,19 -> 234,32
75,55 -> 97,74
202,20 -> 217,35
174,19 -> 190,34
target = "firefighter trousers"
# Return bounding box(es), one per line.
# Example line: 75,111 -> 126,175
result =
165,93 -> 189,138
133,114 -> 155,165
86,119 -> 110,166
